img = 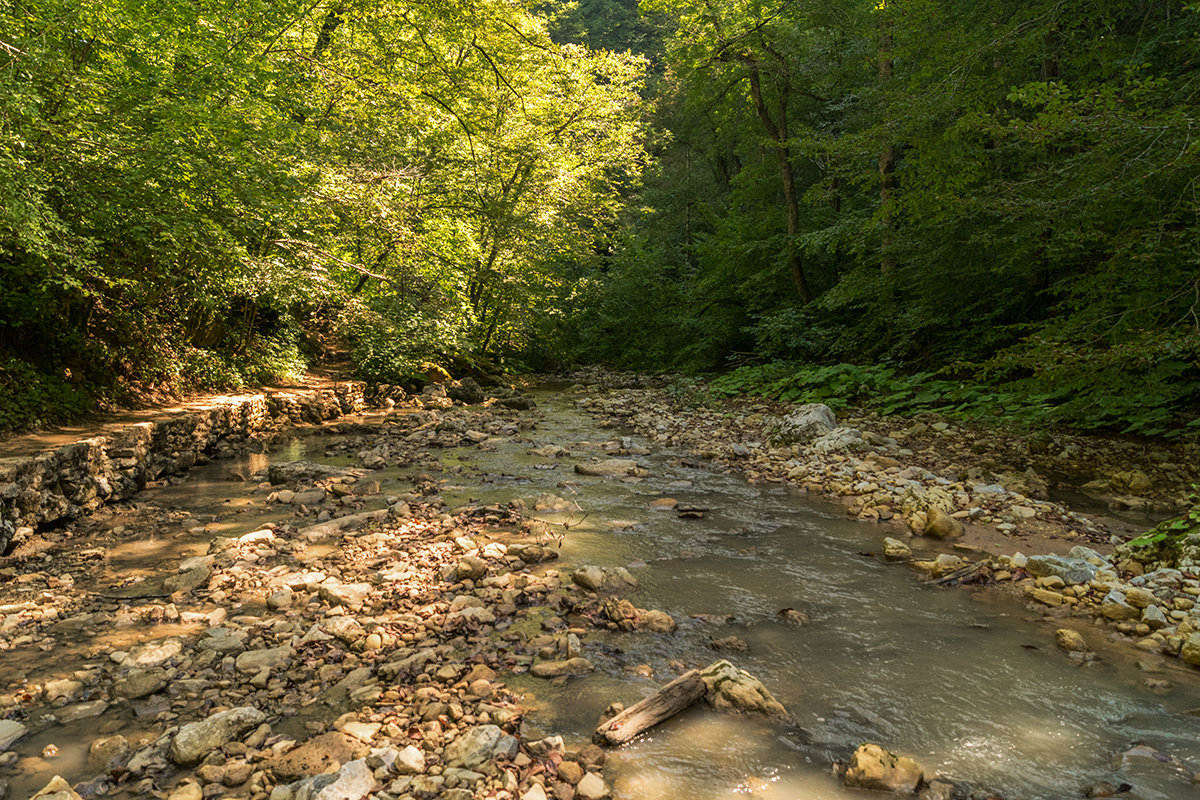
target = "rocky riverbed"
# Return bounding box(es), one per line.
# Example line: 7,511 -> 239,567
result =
1,372 -> 1199,800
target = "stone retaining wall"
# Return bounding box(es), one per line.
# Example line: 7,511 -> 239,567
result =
0,382 -> 367,553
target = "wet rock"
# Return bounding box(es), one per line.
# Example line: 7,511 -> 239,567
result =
764,404 -> 837,446
30,777 -> 83,800
0,720 -> 26,751
169,706 -> 266,766
443,725 -> 518,768
883,538 -> 911,560
840,743 -> 924,794
574,459 -> 641,477
532,658 -> 595,678
576,772 -> 611,800
1055,629 -> 1090,654
167,783 -> 202,800
271,758 -> 374,800
923,507 -> 963,540
638,609 -> 677,633
777,608 -> 810,625
1180,634 -> 1200,667
87,735 -> 130,773
1026,555 -> 1097,586
198,627 -> 247,653
267,588 -> 295,610
164,565 -> 211,594
699,660 -> 788,720
268,460 -> 364,485
572,566 -> 637,594
271,732 -> 356,782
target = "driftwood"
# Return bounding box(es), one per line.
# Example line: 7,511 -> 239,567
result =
592,669 -> 706,746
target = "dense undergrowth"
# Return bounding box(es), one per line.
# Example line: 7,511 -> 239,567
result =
697,360 -> 1200,439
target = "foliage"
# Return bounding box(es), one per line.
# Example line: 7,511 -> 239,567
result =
573,0 -> 1200,438
0,357 -> 95,433
0,0 -> 646,430
708,360 -> 1200,438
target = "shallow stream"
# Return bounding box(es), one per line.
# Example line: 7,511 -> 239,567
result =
6,386 -> 1200,800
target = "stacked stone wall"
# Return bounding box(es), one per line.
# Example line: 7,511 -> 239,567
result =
0,382 -> 366,553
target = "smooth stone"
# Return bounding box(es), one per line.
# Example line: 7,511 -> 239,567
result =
169,706 -> 266,766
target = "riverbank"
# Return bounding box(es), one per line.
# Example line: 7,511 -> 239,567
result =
565,370 -> 1200,688
2,372 -> 1199,800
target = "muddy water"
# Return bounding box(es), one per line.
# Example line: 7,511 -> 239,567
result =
7,391 -> 1200,799
437,390 -> 1200,800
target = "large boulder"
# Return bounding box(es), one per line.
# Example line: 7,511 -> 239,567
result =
446,378 -> 486,405
170,706 -> 266,766
764,404 -> 837,446
923,507 -> 964,540
840,743 -> 924,793
699,660 -> 789,720
1026,555 -> 1096,586
572,566 -> 638,594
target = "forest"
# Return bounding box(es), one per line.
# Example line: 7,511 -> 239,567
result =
2,0 -> 1199,437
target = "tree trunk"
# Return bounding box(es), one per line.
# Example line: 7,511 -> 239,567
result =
746,63 -> 813,304
878,2 -> 897,317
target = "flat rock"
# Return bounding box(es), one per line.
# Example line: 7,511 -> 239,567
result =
0,719 -> 27,750
268,460 -> 364,485
531,658 -> 595,678
1026,555 -> 1096,586
443,725 -> 517,768
318,582 -> 371,607
271,732 -> 356,782
271,758 -> 375,800
235,646 -> 292,673
170,706 -> 266,766
574,459 -> 640,477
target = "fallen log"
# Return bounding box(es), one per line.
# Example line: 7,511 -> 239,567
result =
592,669 -> 706,746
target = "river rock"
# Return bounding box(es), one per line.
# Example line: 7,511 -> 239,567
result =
576,772 -> 611,800
1055,629 -> 1090,653
1179,634 -> 1200,667
271,758 -> 374,800
318,582 -> 371,607
443,725 -> 518,768
1123,587 -> 1158,609
268,460 -> 364,485
447,378 -> 486,405
764,404 -> 837,445
572,566 -> 637,594
883,537 -> 911,560
126,638 -> 183,668
0,720 -> 26,751
113,669 -> 168,699
1026,555 -> 1096,586
810,427 -> 873,455
170,706 -> 266,765
531,658 -> 595,678
395,744 -> 426,774
638,609 -> 677,633
235,646 -> 292,673
923,506 -> 963,539
271,733 -> 356,782
30,777 -> 83,800
1100,592 -> 1141,621
1142,604 -> 1168,629
840,743 -> 924,793
198,627 -> 247,653
87,735 -> 130,773
455,557 -> 488,582
574,459 -> 640,477
699,660 -> 788,720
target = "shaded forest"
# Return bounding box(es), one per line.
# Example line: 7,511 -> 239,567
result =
2,0 -> 1199,436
